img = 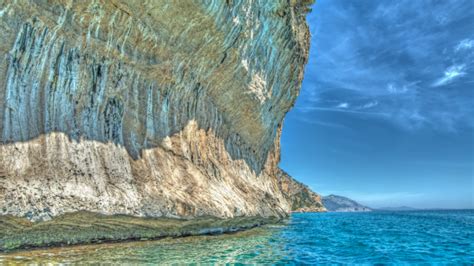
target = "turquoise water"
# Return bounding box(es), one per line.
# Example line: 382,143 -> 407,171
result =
2,210 -> 473,264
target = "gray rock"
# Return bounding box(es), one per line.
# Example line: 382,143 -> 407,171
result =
0,0 -> 318,222
322,195 -> 372,212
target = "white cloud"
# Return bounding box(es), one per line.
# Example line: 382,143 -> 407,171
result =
296,105 -> 315,113
360,101 -> 378,109
455,39 -> 474,52
299,107 -> 389,117
295,116 -> 349,129
432,64 -> 466,87
336,102 -> 349,108
391,109 -> 429,131
387,83 -> 408,94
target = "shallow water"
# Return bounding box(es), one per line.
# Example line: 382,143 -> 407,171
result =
1,210 -> 473,264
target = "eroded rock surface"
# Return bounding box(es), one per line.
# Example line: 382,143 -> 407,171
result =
278,170 -> 326,213
0,0 -> 321,222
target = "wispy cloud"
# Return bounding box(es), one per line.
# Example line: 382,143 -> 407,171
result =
387,83 -> 409,94
297,0 -> 474,132
283,0 -> 474,212
298,106 -> 389,117
336,102 -> 349,108
359,101 -> 378,109
432,64 -> 467,87
297,105 -> 318,114
295,116 -> 349,129
455,38 -> 474,52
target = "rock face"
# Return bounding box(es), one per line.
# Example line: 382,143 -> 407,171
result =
278,170 -> 326,212
322,195 -> 372,212
0,0 -> 320,222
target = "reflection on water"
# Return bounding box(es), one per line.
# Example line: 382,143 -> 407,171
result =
1,211 -> 473,264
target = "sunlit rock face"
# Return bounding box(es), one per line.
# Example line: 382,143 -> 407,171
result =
278,170 -> 326,213
0,0 -> 319,221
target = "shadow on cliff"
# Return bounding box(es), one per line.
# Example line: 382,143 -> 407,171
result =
0,18 -> 283,175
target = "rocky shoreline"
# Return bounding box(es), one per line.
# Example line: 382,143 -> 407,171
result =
0,0 -> 322,252
0,211 -> 283,252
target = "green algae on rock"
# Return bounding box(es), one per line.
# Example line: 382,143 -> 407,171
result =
0,211 -> 281,252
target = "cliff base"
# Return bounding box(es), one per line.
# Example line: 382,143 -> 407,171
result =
0,211 -> 281,252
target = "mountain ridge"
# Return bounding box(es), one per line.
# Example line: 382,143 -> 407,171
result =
322,194 -> 372,212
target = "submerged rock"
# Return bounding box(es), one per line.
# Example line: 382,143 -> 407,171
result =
0,0 -> 322,233
0,211 -> 278,252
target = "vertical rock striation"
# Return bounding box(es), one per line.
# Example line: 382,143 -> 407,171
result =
0,0 -> 322,223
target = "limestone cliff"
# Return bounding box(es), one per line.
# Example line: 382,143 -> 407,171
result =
0,0 -> 321,223
278,170 -> 326,212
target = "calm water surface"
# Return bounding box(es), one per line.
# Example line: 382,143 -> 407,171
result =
2,210 -> 473,264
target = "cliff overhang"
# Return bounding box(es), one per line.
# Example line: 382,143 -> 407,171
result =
0,0 -> 321,250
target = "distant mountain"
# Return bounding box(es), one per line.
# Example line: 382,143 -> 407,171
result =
376,206 -> 418,211
322,195 -> 372,212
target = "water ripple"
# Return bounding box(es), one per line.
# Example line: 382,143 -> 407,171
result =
1,210 -> 473,264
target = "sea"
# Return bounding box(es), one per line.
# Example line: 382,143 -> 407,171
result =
1,210 -> 473,264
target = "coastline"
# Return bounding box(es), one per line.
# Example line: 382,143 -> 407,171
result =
0,212 -> 284,253
2,210 -> 471,264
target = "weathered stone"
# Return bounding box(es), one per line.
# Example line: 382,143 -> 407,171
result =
0,0 -> 322,225
278,170 -> 326,213
0,211 -> 279,252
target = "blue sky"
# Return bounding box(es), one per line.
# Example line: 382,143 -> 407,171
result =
280,0 -> 474,209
